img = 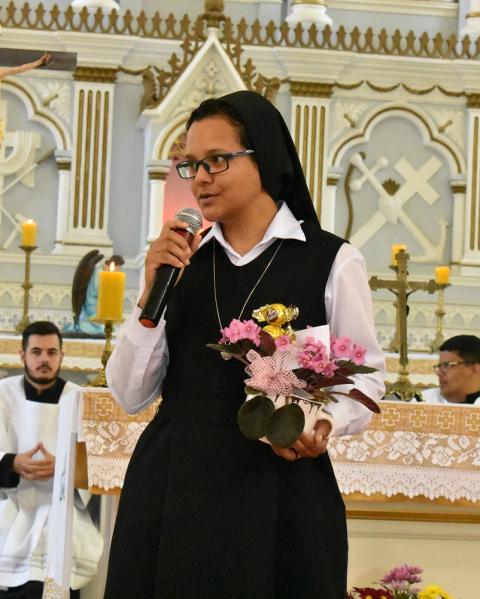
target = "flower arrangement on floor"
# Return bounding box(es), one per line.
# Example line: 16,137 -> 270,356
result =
208,302 -> 380,448
348,564 -> 455,599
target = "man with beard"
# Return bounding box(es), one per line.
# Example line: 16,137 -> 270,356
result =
0,321 -> 103,598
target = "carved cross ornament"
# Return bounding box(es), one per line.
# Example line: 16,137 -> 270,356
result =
348,152 -> 448,264
0,98 -> 41,249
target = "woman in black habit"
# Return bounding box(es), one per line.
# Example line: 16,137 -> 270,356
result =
104,90 -> 385,598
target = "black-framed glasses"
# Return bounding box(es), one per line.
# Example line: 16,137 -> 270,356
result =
433,360 -> 472,374
175,150 -> 255,180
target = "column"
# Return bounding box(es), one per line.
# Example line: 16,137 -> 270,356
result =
53,150 -> 71,251
290,82 -> 334,226
323,171 -> 341,233
285,0 -> 332,27
460,0 -> 480,38
146,160 -> 171,244
60,67 -> 117,254
449,179 -> 466,266
462,93 -> 480,270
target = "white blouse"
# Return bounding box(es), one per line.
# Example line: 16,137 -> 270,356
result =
106,203 -> 386,437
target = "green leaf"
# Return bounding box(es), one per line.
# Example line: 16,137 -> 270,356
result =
265,403 -> 305,448
336,360 -> 377,374
245,385 -> 262,396
237,396 -> 275,440
206,343 -> 227,352
206,342 -> 244,357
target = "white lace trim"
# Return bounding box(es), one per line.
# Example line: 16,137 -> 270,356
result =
332,462 -> 480,502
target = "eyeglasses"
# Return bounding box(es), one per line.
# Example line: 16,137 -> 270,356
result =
175,150 -> 255,180
433,360 -> 472,374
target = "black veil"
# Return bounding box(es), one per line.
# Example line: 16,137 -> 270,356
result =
219,90 -> 320,228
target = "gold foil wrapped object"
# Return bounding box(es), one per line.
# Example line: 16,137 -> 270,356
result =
252,303 -> 299,339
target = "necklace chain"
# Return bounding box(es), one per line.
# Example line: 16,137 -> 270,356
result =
213,237 -> 284,333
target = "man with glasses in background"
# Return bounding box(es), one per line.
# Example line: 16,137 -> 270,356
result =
423,335 -> 480,405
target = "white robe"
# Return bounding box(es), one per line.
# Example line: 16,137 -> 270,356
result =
0,375 -> 103,590
421,386 -> 480,405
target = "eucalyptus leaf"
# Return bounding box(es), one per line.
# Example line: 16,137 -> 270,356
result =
237,396 -> 275,440
265,403 -> 305,448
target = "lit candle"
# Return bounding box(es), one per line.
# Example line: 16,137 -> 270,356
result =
391,244 -> 407,265
21,220 -> 37,247
435,266 -> 450,285
96,263 -> 126,321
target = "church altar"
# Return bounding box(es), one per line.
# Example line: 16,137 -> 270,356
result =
79,389 -> 480,598
80,389 -> 480,506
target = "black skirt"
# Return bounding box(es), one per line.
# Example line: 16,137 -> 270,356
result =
103,408 -> 347,599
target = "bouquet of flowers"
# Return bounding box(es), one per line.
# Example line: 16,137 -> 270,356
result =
207,303 -> 380,448
348,564 -> 454,599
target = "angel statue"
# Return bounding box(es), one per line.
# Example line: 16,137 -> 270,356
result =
63,251 -> 125,338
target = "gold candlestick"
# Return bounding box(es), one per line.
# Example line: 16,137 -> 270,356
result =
89,319 -> 121,387
369,250 -> 440,401
430,285 -> 449,352
15,245 -> 37,334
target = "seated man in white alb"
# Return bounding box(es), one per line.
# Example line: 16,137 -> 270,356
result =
0,321 -> 103,599
423,335 -> 480,405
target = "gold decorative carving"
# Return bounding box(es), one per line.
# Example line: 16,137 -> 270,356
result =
470,117 -> 479,250
201,0 -> 226,29
118,23 -> 205,109
343,113 -> 356,128
73,89 -> 84,228
74,67 -> 118,83
335,80 -> 465,99
346,507 -> 480,524
148,171 -> 168,181
83,90 -> 93,228
91,91 -> 101,228
382,178 -> 401,196
56,160 -> 71,171
326,176 -> 338,186
465,12 -> 480,19
438,119 -> 453,133
467,93 -> 480,108
451,182 -> 466,194
317,106 -> 325,219
290,81 -> 334,98
100,92 -> 109,229
3,4 -> 480,61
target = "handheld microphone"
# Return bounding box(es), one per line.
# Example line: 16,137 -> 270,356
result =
139,207 -> 203,328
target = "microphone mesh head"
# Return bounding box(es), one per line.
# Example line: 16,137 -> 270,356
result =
175,207 -> 203,235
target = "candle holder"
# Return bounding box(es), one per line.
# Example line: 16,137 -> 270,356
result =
430,284 -> 450,353
89,319 -> 122,387
15,245 -> 37,334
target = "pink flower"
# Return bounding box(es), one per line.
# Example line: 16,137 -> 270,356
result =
380,564 -> 423,586
297,336 -> 328,370
322,361 -> 339,378
222,319 -> 261,346
274,335 -> 291,351
223,319 -> 243,343
331,335 -> 352,359
351,343 -> 367,365
245,347 -> 306,396
240,319 -> 261,346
